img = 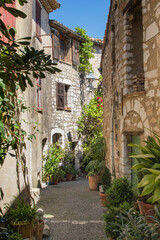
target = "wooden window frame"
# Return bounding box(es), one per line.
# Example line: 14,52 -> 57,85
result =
56,83 -> 71,111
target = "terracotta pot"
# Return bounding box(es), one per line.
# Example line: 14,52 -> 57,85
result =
143,202 -> 155,223
66,173 -> 73,181
137,200 -> 155,222
72,176 -> 76,181
13,221 -> 33,239
33,220 -> 44,240
53,179 -> 58,185
137,200 -> 145,215
99,192 -> 108,207
88,176 -> 98,190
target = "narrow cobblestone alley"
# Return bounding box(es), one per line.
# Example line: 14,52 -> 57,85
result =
37,178 -> 107,240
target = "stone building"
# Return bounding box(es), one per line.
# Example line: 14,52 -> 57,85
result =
101,0 -> 160,189
44,20 -> 103,168
0,0 -> 60,212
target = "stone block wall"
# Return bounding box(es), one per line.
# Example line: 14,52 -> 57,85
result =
102,0 -> 160,178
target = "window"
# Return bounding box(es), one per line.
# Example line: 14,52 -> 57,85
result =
52,30 -> 79,65
36,0 -> 41,37
52,133 -> 62,145
56,83 -> 71,110
36,78 -> 42,111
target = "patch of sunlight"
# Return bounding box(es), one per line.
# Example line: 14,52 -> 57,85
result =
44,214 -> 54,219
50,220 -> 104,224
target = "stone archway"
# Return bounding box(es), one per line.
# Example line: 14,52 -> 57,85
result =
123,110 -> 144,135
51,128 -> 65,148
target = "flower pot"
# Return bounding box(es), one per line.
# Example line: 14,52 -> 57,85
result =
53,179 -> 58,185
72,176 -> 76,181
88,176 -> 98,190
137,200 -> 145,215
137,200 -> 155,222
99,192 -> 108,207
13,221 -> 34,239
66,174 -> 73,181
143,202 -> 155,223
33,219 -> 44,240
46,176 -> 54,185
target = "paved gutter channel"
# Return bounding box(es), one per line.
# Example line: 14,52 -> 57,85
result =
37,177 -> 107,240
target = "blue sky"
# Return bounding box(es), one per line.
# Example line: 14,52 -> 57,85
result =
49,0 -> 110,40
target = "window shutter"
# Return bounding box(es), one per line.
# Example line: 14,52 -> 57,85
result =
66,39 -> 72,64
56,83 -> 65,109
72,40 -> 79,66
52,30 -> 60,60
36,0 -> 41,36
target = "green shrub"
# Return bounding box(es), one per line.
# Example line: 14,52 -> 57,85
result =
100,166 -> 111,192
43,143 -> 64,179
5,198 -> 37,224
115,208 -> 158,240
104,207 -> 121,239
106,177 -> 134,207
104,203 -> 132,239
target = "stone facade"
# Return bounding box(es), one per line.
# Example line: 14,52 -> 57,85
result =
0,0 -> 60,213
102,0 -> 160,180
45,21 -> 102,168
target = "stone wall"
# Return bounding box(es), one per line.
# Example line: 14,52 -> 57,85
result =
0,0 -> 55,212
102,0 -> 160,178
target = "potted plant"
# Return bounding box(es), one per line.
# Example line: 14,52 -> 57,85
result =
5,198 -> 37,239
99,166 -> 111,207
83,137 -> 105,190
62,143 -> 75,181
129,134 -> 160,221
65,164 -> 74,181
43,143 -> 64,185
72,168 -> 80,181
85,159 -> 103,190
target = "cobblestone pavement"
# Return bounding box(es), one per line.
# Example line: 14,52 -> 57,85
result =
37,178 -> 107,240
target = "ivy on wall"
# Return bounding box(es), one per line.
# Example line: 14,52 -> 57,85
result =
75,27 -> 95,73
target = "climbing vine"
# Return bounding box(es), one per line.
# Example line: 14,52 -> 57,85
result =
75,27 -> 95,73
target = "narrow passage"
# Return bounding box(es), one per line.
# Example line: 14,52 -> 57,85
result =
37,178 -> 107,240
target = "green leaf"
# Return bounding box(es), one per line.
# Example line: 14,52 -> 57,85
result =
17,41 -> 30,46
11,138 -> 17,150
152,185 -> 160,203
131,163 -> 145,170
142,168 -> 160,175
152,163 -> 160,169
39,71 -> 45,78
9,28 -> 16,38
129,154 -> 156,159
141,182 -> 156,196
155,175 -> 160,182
4,6 -> 26,18
138,174 -> 155,188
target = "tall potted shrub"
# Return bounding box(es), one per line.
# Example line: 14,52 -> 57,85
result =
83,137 -> 105,190
43,143 -> 64,184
